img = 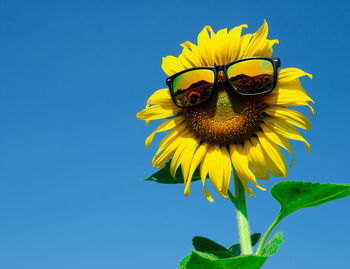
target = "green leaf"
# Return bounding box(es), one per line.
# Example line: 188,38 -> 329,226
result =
261,232 -> 283,257
272,181 -> 350,219
142,160 -> 201,184
212,255 -> 267,269
179,251 -> 267,269
179,251 -> 218,269
256,181 -> 350,256
192,237 -> 234,258
228,233 -> 261,256
179,254 -> 193,269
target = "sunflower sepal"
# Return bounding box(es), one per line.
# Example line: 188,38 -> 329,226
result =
142,160 -> 201,184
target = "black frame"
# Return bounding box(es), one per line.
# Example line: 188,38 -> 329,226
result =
166,57 -> 281,108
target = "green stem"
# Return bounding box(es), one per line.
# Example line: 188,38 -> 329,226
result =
255,213 -> 282,255
233,173 -> 253,255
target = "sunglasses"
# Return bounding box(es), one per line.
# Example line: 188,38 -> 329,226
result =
166,57 -> 281,108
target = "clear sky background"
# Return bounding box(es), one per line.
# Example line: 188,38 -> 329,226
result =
1,0 -> 349,268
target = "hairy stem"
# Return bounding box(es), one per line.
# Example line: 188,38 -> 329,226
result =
233,173 -> 253,254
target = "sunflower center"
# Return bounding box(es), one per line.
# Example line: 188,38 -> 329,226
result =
183,82 -> 266,145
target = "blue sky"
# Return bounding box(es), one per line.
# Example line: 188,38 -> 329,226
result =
1,0 -> 349,268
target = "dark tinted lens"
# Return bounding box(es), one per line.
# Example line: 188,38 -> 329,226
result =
227,59 -> 274,94
172,69 -> 215,107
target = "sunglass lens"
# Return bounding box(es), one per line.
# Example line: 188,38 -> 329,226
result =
172,69 -> 215,107
227,59 -> 274,94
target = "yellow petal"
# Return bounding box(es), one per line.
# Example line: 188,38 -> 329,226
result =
227,24 -> 248,62
154,122 -> 187,158
146,88 -> 173,108
197,25 -> 215,66
246,137 -> 270,180
178,47 -> 202,69
181,41 -> 195,49
207,144 -> 228,198
170,136 -> 189,177
180,136 -> 200,180
221,146 -> 232,196
184,144 -> 206,195
257,131 -> 288,178
184,143 -> 212,202
265,90 -> 313,108
152,134 -> 184,169
260,123 -> 295,166
170,134 -> 199,178
142,88 -> 175,125
200,148 -> 210,182
244,20 -> 269,57
180,41 -> 205,67
264,78 -> 314,110
264,106 -> 311,130
145,116 -> 185,148
239,33 -> 253,58
264,117 -> 311,153
161,56 -> 185,76
202,185 -> 214,202
278,68 -> 312,83
152,129 -> 189,168
136,104 -> 181,121
199,145 -> 215,201
230,143 -> 265,197
212,28 -> 229,65
308,105 -> 315,116
260,39 -> 279,57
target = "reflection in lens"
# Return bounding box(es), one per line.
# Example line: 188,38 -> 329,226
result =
227,59 -> 274,94
173,69 -> 215,107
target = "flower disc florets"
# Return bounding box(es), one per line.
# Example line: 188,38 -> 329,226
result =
184,81 -> 266,145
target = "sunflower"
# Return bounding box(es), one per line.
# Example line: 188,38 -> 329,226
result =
136,21 -> 313,202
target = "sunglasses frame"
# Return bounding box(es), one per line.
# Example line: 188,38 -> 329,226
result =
166,57 -> 281,108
